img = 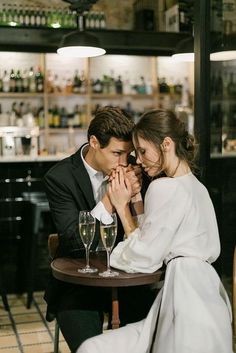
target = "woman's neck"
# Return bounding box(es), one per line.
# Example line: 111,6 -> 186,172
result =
166,159 -> 190,178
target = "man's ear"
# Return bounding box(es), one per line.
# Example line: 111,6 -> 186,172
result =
89,135 -> 100,149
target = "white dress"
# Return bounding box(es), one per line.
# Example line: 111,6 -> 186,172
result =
77,173 -> 233,353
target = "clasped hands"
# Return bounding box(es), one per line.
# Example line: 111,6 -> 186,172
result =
102,164 -> 142,213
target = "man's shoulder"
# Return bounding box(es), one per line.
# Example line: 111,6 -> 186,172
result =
45,149 -> 81,180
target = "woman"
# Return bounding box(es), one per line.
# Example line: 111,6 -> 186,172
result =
77,109 -> 233,353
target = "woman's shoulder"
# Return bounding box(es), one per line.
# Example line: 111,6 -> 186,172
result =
147,175 -> 192,200
147,177 -> 178,196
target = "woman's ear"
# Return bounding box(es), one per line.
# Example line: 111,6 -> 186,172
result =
162,137 -> 173,151
89,135 -> 100,149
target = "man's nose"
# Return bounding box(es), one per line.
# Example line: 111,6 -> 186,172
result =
119,154 -> 128,166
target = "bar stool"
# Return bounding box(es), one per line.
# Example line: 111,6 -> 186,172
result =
48,233 -> 60,353
0,270 -> 9,311
23,192 -> 50,308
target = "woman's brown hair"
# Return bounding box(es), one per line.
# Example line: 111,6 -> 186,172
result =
133,109 -> 197,172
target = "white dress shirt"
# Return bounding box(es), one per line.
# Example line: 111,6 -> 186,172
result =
81,144 -> 112,224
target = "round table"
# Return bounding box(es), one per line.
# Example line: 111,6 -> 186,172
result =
51,252 -> 164,329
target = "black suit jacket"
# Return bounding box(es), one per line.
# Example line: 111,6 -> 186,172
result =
44,144 -> 151,320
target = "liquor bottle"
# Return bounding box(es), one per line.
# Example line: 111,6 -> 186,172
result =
93,78 -> 103,93
72,70 -> 81,93
40,9 -> 47,27
2,70 -> 10,92
227,72 -> 236,97
52,105 -> 60,128
35,67 -> 44,92
35,7 -> 41,27
24,6 -> 30,26
80,70 -> 87,93
115,75 -> 123,94
54,74 -> 61,92
15,69 -> 23,92
28,66 -> 36,92
159,77 -> 169,94
102,75 -> 110,94
94,12 -> 100,29
99,12 -> 106,29
18,5 -> 24,26
46,70 -> 54,93
22,69 -> 29,92
9,69 -> 16,92
215,71 -> 223,96
60,107 -> 68,128
73,104 -> 82,127
109,70 -> 116,94
138,76 -> 147,94
0,71 -> 3,92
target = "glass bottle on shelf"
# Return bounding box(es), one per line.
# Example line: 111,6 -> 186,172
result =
15,69 -> 23,92
72,70 -> 81,93
2,70 -> 10,92
28,66 -> 36,92
80,70 -> 87,93
115,75 -> 123,94
35,67 -> 44,92
9,69 -> 16,92
0,71 -> 3,92
73,104 -> 82,127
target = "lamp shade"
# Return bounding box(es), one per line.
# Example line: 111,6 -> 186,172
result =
57,30 -> 106,58
172,37 -> 194,62
210,33 -> 236,61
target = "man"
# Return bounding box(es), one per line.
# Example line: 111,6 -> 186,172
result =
44,106 -> 155,352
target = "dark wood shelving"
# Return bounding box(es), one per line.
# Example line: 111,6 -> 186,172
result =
0,26 -> 190,55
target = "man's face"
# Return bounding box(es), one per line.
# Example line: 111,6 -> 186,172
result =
93,137 -> 133,175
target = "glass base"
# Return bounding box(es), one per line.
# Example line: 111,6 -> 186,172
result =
99,270 -> 119,277
78,266 -> 98,273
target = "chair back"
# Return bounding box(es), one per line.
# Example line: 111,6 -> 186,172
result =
48,233 -> 59,259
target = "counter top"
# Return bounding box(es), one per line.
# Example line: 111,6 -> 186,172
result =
0,154 -> 70,162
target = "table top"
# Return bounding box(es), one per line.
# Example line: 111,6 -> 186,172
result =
51,252 -> 164,287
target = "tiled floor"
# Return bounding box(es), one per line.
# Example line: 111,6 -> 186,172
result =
0,281 -> 235,353
0,292 -> 70,353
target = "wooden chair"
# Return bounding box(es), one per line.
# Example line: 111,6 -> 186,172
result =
48,233 -> 60,353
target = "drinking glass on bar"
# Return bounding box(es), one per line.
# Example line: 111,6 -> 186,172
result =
78,210 -> 98,273
99,213 -> 119,277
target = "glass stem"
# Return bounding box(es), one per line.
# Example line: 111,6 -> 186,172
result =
85,246 -> 90,268
106,250 -> 111,272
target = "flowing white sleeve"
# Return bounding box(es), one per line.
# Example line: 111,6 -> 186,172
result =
110,179 -> 188,273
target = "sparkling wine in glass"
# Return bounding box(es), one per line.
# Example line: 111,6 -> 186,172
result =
78,210 -> 98,273
99,213 -> 119,277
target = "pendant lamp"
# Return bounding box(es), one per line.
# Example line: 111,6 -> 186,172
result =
171,37 -> 194,62
210,33 -> 236,61
57,5 -> 106,58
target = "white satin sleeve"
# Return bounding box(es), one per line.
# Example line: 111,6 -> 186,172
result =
110,178 -> 188,273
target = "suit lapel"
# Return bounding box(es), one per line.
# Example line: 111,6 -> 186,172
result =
72,145 -> 95,210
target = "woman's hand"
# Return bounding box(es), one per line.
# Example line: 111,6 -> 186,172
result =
125,164 -> 142,196
108,167 -> 132,211
109,164 -> 142,197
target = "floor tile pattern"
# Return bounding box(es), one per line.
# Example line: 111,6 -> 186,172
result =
0,292 -> 70,353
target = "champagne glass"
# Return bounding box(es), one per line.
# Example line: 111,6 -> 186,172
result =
78,211 -> 98,273
99,213 -> 119,277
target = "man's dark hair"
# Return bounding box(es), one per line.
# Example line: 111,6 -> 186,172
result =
87,106 -> 135,148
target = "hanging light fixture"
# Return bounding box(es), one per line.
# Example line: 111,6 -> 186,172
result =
210,33 -> 236,61
57,0 -> 106,58
171,37 -> 194,62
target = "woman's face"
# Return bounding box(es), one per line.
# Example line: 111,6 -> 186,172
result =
134,136 -> 163,177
